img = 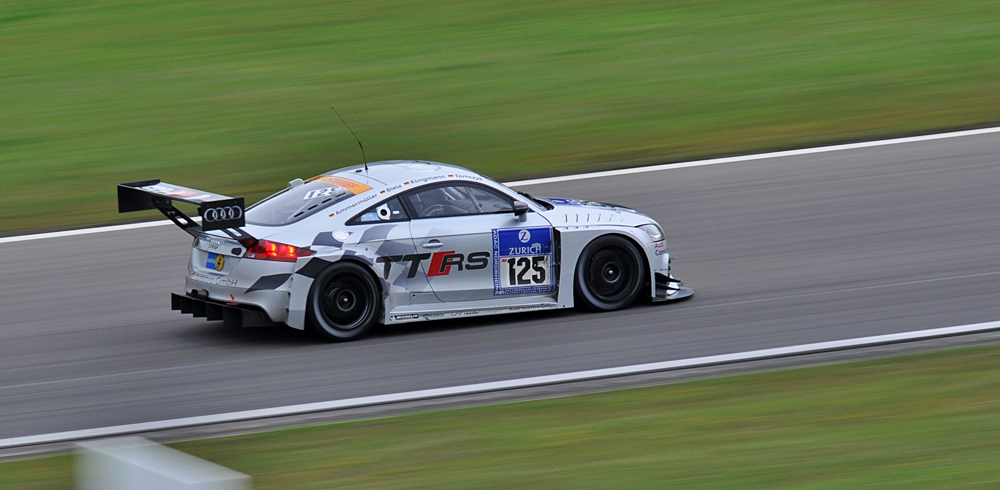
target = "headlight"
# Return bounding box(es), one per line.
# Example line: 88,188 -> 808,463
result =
638,224 -> 664,241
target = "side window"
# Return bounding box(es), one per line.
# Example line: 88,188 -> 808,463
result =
350,197 -> 410,224
403,184 -> 515,219
468,186 -> 513,214
404,185 -> 479,218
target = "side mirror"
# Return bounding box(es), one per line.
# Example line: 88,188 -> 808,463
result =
287,178 -> 304,188
513,201 -> 529,222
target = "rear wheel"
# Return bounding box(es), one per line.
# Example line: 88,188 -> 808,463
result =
575,235 -> 644,311
307,261 -> 380,341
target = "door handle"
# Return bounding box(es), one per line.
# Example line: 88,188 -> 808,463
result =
422,240 -> 443,249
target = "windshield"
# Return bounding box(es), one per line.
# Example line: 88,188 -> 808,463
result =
246,176 -> 371,226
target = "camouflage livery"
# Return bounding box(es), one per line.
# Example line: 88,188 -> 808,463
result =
122,160 -> 692,340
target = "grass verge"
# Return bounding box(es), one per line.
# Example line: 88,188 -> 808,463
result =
3,343 -> 1000,489
2,0 -> 1000,233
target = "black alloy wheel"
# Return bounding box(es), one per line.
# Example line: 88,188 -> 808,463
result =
307,261 -> 380,341
575,235 -> 645,311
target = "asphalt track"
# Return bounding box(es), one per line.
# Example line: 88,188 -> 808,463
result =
2,131 -> 1000,441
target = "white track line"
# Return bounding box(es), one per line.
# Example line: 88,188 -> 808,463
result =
3,125 -> 1000,245
506,126 -> 1000,187
2,320 -> 998,449
0,220 -> 174,245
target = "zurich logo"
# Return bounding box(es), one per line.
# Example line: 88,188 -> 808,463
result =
518,229 -> 531,243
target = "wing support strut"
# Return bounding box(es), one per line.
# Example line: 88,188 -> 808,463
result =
117,179 -> 254,242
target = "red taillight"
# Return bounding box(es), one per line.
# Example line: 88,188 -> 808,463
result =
242,239 -> 315,262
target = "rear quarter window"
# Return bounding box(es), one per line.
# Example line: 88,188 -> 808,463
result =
246,181 -> 358,226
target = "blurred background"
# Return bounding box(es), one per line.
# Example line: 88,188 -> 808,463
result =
4,2 -> 1000,488
2,0 -> 998,233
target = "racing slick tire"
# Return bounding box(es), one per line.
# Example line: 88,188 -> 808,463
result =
307,261 -> 380,341
575,235 -> 645,311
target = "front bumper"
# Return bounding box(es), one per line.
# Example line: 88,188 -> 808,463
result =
171,292 -> 280,328
653,272 -> 694,302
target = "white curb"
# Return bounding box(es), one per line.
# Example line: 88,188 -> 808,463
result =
2,320 -> 998,449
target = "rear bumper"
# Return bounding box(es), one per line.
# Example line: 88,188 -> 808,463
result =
171,292 -> 280,328
653,272 -> 694,302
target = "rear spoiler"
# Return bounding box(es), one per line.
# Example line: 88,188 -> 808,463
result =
117,180 -> 253,241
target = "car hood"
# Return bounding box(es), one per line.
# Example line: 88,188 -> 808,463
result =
536,197 -> 655,227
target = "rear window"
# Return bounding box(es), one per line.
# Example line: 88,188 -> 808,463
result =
246,176 -> 372,226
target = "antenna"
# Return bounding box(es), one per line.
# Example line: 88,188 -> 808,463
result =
331,106 -> 367,172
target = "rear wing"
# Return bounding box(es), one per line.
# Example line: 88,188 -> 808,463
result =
117,180 -> 252,240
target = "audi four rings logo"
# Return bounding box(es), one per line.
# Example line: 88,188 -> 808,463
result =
203,206 -> 243,222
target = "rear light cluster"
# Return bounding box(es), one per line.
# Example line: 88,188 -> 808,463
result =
241,239 -> 315,262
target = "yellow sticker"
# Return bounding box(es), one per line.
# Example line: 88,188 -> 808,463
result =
309,176 -> 373,195
214,254 -> 225,272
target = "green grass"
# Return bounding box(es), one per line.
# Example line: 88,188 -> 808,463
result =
2,0 -> 999,233
4,344 -> 1000,489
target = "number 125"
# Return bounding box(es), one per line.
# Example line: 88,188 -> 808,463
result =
507,256 -> 547,286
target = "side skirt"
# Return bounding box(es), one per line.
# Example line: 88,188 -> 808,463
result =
385,301 -> 565,324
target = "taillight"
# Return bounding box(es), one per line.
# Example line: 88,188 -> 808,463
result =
242,239 -> 315,262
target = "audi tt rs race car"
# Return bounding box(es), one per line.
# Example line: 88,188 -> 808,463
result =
117,161 -> 692,341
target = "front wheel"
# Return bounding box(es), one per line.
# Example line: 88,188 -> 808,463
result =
307,261 -> 380,341
575,235 -> 645,311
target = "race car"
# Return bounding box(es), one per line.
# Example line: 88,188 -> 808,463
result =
117,160 -> 692,341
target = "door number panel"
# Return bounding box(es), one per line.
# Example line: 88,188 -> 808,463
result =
492,227 -> 555,295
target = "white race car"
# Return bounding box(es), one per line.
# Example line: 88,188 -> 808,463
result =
118,161 -> 692,341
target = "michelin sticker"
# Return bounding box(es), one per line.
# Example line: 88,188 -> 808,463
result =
492,227 -> 554,295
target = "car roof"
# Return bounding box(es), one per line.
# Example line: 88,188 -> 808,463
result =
321,160 -> 490,192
